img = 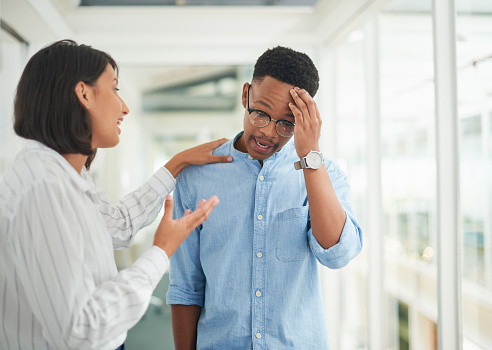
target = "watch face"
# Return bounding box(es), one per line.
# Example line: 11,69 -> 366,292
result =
306,151 -> 323,169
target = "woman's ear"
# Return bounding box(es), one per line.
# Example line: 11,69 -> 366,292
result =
241,82 -> 249,109
74,81 -> 91,110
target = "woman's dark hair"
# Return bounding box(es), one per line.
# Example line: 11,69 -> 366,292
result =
14,39 -> 118,169
252,46 -> 319,97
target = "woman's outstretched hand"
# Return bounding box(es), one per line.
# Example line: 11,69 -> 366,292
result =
153,194 -> 219,257
164,138 -> 233,178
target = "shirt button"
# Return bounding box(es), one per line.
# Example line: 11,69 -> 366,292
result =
256,252 -> 263,258
259,175 -> 264,181
256,332 -> 262,339
257,214 -> 263,221
256,290 -> 262,297
248,155 -> 253,160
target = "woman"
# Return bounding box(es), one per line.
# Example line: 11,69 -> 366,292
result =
0,40 -> 230,349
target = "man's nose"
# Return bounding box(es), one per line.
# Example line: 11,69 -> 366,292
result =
260,121 -> 277,138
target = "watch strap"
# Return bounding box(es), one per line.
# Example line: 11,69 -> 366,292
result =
293,158 -> 307,170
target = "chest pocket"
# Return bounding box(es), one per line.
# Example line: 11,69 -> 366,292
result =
275,207 -> 310,262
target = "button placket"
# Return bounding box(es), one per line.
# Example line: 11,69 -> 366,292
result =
252,166 -> 268,346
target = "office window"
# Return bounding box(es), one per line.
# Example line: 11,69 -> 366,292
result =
332,26 -> 369,350
456,1 -> 492,348
379,3 -> 437,349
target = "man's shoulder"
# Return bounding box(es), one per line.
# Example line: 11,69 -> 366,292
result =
178,141 -> 235,182
211,138 -> 233,156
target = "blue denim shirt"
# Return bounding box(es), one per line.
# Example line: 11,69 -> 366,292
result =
166,132 -> 363,350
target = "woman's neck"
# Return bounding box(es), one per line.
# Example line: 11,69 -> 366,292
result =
62,153 -> 88,174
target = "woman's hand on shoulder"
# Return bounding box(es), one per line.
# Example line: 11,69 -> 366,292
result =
164,138 -> 233,178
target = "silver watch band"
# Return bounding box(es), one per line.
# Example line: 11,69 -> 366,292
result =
293,158 -> 307,170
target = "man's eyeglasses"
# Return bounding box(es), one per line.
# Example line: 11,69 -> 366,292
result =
246,84 -> 295,138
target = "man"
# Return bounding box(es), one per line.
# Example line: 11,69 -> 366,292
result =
166,46 -> 363,350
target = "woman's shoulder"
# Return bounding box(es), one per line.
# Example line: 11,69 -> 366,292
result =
2,143 -> 73,196
0,148 -> 53,218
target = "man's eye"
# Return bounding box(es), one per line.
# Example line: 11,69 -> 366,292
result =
281,121 -> 295,127
256,112 -> 269,118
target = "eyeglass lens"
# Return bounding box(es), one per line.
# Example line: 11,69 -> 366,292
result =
249,112 -> 294,137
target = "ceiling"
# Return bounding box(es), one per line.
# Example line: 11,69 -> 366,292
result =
384,0 -> 492,14
3,0 -> 490,113
80,0 -> 318,5
1,0 -> 335,112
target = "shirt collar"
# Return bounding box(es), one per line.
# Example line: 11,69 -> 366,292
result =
25,140 -> 91,192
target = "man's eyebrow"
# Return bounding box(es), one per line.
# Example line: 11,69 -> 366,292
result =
255,100 -> 295,119
257,100 -> 272,110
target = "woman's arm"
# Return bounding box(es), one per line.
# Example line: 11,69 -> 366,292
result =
89,138 -> 231,248
12,176 -> 217,349
12,179 -> 164,349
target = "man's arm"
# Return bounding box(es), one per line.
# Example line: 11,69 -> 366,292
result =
171,304 -> 201,350
302,165 -> 347,249
289,87 -> 347,249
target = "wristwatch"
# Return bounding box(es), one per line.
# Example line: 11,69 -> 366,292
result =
294,150 -> 324,170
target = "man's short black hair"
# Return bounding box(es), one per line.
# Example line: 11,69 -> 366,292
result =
252,46 -> 319,97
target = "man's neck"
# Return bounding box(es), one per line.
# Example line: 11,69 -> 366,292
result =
234,134 -> 264,167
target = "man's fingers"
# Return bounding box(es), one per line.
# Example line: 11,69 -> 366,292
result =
289,102 -> 303,123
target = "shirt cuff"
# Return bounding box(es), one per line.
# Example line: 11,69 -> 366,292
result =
132,246 -> 170,290
147,167 -> 176,197
308,211 -> 362,269
166,287 -> 205,307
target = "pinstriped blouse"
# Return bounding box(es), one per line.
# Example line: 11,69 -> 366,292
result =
0,140 -> 175,350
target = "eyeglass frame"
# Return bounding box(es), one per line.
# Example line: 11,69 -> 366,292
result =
246,84 -> 295,138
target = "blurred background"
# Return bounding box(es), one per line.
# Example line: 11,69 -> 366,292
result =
1,0 -> 491,349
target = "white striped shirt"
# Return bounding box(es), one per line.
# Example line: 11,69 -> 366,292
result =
0,140 -> 175,350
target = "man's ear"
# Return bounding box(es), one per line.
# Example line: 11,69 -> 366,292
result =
241,82 -> 249,109
74,81 -> 91,110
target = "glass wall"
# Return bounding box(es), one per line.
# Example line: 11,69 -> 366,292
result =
379,5 -> 438,349
333,27 -> 369,349
327,1 -> 439,349
456,1 -> 492,348
324,0 -> 492,347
